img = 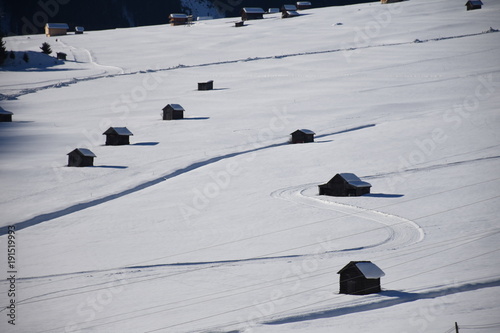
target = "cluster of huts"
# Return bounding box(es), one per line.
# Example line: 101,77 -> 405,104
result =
44,23 -> 84,37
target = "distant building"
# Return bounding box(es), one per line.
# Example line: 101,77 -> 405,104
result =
380,0 -> 402,3
465,0 -> 483,10
198,80 -> 214,91
241,8 -> 265,21
337,261 -> 385,295
162,104 -> 185,120
103,127 -> 133,145
45,23 -> 69,37
67,148 -> 96,167
282,5 -> 300,18
296,1 -> 312,10
75,26 -> 84,34
169,14 -> 188,26
0,108 -> 13,122
318,173 -> 371,197
235,21 -> 245,27
290,129 -> 315,143
197,16 -> 213,21
268,8 -> 280,14
56,52 -> 67,60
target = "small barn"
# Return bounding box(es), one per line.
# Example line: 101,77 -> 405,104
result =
162,104 -> 185,120
337,261 -> 385,295
290,129 -> 315,143
169,14 -> 188,26
0,108 -> 13,122
318,173 -> 371,197
282,5 -> 300,18
198,80 -> 214,91
67,148 -> 96,167
296,1 -> 312,10
45,23 -> 69,37
241,8 -> 265,21
465,0 -> 483,10
75,26 -> 84,34
103,127 -> 133,145
56,52 -> 67,60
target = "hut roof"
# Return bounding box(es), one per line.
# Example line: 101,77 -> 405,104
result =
103,127 -> 134,136
164,104 -> 184,111
338,173 -> 371,188
169,13 -> 188,19
0,107 -> 13,115
291,129 -> 315,135
283,4 -> 298,11
337,261 -> 385,278
46,23 -> 69,29
242,7 -> 265,14
268,8 -> 280,13
297,1 -> 312,5
68,148 -> 96,157
75,26 -> 84,32
285,10 -> 300,17
466,0 -> 483,5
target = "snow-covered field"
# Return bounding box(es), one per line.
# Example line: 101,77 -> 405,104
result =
1,0 -> 499,332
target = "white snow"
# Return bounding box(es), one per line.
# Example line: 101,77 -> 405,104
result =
355,262 -> 386,279
0,0 -> 499,332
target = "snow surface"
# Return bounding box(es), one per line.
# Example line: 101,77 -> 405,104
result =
1,0 -> 500,332
355,262 -> 385,279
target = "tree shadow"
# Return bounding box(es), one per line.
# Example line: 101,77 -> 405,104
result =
364,193 -> 404,198
1,51 -> 65,72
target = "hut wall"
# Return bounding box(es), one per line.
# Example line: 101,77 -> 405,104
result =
0,114 -> 12,122
105,134 -> 129,145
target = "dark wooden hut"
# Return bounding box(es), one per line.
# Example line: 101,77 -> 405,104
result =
0,108 -> 13,122
56,52 -> 67,60
67,148 -> 96,167
103,127 -> 133,145
296,1 -> 312,10
169,13 -> 188,26
337,261 -> 385,295
44,23 -> 69,37
241,8 -> 265,21
290,129 -> 315,143
282,5 -> 300,18
465,0 -> 483,10
162,104 -> 185,120
198,80 -> 214,91
318,173 -> 371,197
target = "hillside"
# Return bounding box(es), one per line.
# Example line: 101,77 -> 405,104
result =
1,0 -> 500,332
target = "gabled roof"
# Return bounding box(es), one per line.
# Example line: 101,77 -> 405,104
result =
169,13 -> 188,19
75,26 -> 84,32
337,261 -> 385,279
268,8 -> 280,13
0,107 -> 13,115
285,10 -> 300,17
164,104 -> 185,111
103,127 -> 134,136
291,129 -> 315,135
68,148 -> 96,157
242,7 -> 265,14
338,173 -> 371,188
466,0 -> 483,5
282,4 -> 298,11
297,1 -> 312,5
46,23 -> 69,29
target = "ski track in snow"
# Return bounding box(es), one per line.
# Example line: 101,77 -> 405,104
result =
1,28 -> 498,101
270,184 -> 425,253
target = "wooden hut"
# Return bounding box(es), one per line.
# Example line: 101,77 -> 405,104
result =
162,104 -> 185,120
241,8 -> 265,21
318,173 -> 371,197
169,14 -> 188,26
282,5 -> 300,18
0,108 -> 13,122
290,129 -> 315,143
198,80 -> 214,91
296,1 -> 312,10
465,0 -> 483,10
67,148 -> 96,167
75,26 -> 84,34
103,127 -> 133,145
44,23 -> 69,37
268,8 -> 280,14
337,261 -> 385,295
56,52 -> 67,60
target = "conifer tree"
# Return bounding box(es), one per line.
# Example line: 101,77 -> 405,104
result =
40,42 -> 52,55
0,33 -> 8,65
22,52 -> 29,63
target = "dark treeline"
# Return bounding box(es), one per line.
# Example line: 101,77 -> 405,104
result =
0,0 -> 376,35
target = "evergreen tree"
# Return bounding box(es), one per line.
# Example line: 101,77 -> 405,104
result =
9,51 -> 15,59
22,52 -> 29,63
0,33 -> 8,65
40,42 -> 52,55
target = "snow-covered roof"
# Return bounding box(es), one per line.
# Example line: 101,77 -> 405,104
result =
103,127 -> 134,136
75,26 -> 84,32
268,8 -> 280,13
355,262 -> 385,279
242,8 -> 265,14
166,104 -> 185,111
339,173 -> 371,188
46,23 -> 69,29
297,1 -> 312,5
291,129 -> 315,135
467,0 -> 483,5
283,5 -> 298,11
0,107 -> 13,115
68,148 -> 96,157
169,14 -> 188,19
286,11 -> 300,17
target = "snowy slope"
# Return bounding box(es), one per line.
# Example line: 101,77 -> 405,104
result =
1,0 -> 500,332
